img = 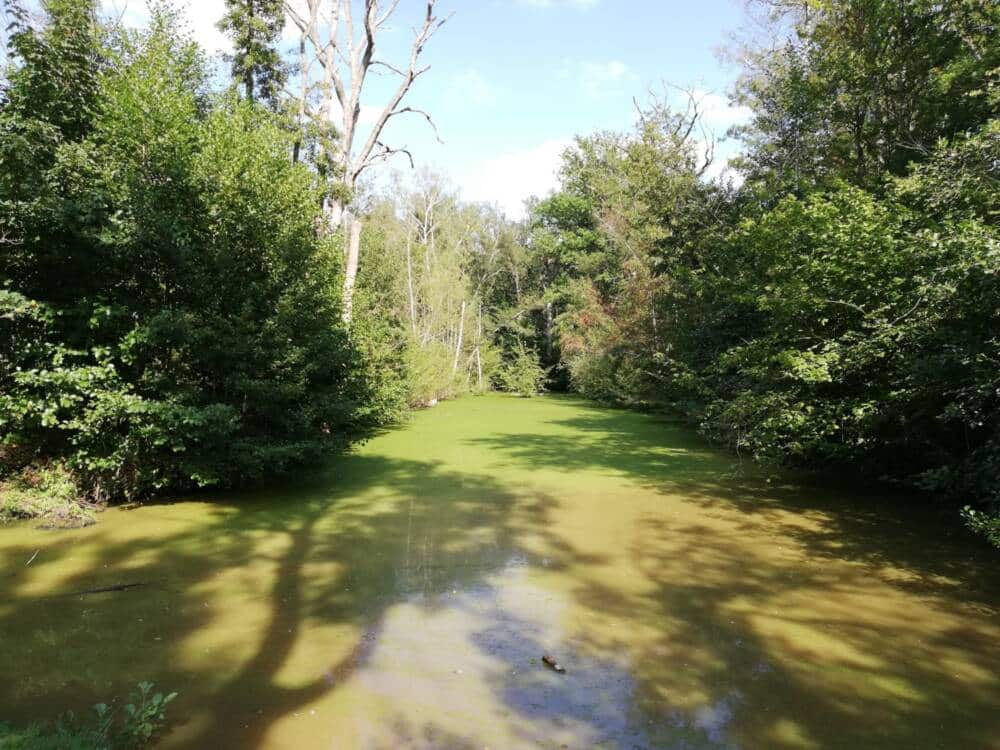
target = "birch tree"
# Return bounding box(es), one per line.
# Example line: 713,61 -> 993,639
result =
284,0 -> 449,323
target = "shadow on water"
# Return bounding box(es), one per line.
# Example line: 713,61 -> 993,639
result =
467,399 -> 999,602
464,396 -> 1000,749
0,394 -> 997,749
0,451 -> 535,746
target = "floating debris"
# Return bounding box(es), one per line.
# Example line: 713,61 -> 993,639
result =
542,655 -> 566,673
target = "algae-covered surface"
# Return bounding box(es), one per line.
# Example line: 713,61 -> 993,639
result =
1,395 -> 998,749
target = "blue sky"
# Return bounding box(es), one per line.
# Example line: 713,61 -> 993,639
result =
102,0 -> 752,217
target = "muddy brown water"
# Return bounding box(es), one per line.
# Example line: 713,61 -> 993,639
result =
1,395 -> 998,748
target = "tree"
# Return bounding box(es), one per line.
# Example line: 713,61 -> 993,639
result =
522,89 -> 717,399
217,0 -> 287,107
734,0 -> 1000,192
2,4 -> 378,508
284,0 -> 450,322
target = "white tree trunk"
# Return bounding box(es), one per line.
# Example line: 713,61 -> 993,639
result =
342,216 -> 363,323
328,200 -> 345,236
406,228 -> 418,335
452,299 -> 466,374
475,303 -> 483,389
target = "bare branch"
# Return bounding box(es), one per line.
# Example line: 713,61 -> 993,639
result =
375,0 -> 402,27
364,141 -> 416,173
370,59 -> 408,77
354,2 -> 451,176
387,105 -> 443,143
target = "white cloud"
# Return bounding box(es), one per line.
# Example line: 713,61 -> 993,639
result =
449,68 -> 498,107
572,59 -> 634,99
102,0 -> 233,54
691,89 -> 752,137
459,138 -> 571,219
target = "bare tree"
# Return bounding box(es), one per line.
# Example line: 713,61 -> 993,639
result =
285,0 -> 450,323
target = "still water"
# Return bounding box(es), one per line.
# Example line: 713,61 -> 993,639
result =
1,395 -> 997,748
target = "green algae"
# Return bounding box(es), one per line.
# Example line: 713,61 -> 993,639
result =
0,395 -> 997,748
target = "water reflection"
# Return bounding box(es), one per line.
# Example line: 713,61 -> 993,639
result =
0,395 -> 997,749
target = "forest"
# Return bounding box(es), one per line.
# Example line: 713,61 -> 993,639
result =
1,1 -> 999,747
1,0 -> 997,546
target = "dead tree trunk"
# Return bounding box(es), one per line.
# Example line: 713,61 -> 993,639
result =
405,227 -> 418,335
452,299 -> 466,375
342,216 -> 363,323
285,0 -> 450,324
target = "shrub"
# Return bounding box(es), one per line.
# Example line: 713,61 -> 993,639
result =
962,507 -> 1000,548
0,682 -> 176,750
0,461 -> 92,526
496,344 -> 548,397
1,8 -> 374,504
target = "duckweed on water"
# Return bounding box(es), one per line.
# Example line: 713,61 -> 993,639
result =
1,395 -> 997,749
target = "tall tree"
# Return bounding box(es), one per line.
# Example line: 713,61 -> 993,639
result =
735,0 -> 1000,191
217,0 -> 287,107
285,0 -> 449,323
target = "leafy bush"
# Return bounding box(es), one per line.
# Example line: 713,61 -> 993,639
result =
405,341 -> 462,406
1,4 -> 378,505
496,344 -> 548,397
962,507 -> 1000,548
669,185 -> 999,495
0,461 -> 92,526
0,682 -> 176,750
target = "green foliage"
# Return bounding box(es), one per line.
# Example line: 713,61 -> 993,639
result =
405,341 -> 462,405
353,173 -> 511,407
511,1 -> 1000,545
0,1 -> 377,505
0,460 -> 90,525
669,181 -> 998,494
217,0 -> 286,107
347,306 -> 411,425
0,682 -> 176,749
896,120 -> 1000,224
962,506 -> 1000,548
495,343 -> 547,397
734,0 -> 1000,190
116,682 -> 177,747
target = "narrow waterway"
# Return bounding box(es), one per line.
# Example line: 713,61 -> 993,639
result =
1,395 -> 997,749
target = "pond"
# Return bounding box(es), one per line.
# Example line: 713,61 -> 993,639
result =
1,395 -> 997,749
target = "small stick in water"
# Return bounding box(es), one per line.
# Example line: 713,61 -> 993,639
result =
542,655 -> 566,673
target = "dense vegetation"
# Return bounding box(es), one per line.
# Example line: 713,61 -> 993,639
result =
2,0 -> 997,545
0,0 -> 395,520
512,1 -> 999,543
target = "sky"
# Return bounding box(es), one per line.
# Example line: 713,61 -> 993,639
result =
100,0 -> 753,218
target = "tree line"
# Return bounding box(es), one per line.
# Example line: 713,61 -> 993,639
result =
2,0 -> 997,546
511,0 -> 999,545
